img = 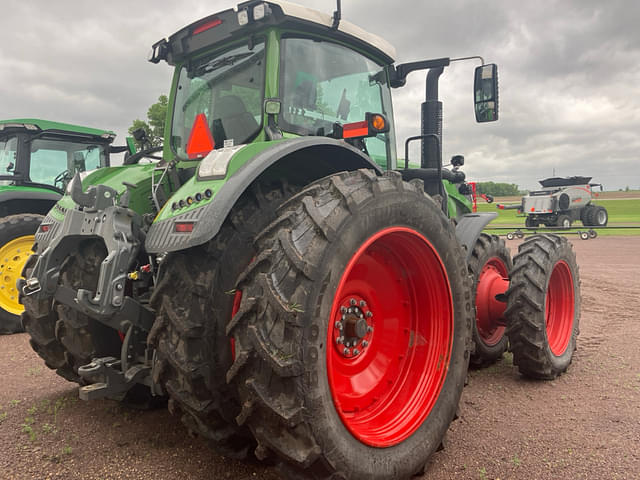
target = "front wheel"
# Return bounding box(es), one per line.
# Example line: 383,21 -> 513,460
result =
505,234 -> 580,379
0,214 -> 41,334
228,171 -> 473,479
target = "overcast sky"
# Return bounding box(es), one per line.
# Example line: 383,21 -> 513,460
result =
1,0 -> 639,191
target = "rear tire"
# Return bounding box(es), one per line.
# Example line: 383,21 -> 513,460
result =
0,214 -> 41,334
525,216 -> 538,228
468,234 -> 511,367
228,170 -> 473,479
592,206 -> 608,226
505,234 -> 580,379
23,241 -> 124,384
556,214 -> 571,228
149,182 -> 296,458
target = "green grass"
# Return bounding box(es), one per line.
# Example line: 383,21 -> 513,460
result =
477,198 -> 640,236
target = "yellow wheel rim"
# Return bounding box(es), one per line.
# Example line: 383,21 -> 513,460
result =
0,235 -> 34,316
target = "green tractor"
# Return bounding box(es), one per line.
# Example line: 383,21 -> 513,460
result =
0,119 -> 130,333
21,2 -> 580,478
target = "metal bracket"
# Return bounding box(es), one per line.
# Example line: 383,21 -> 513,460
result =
55,285 -> 155,332
77,357 -> 150,401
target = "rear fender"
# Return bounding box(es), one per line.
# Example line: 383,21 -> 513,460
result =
145,137 -> 382,253
455,213 -> 498,262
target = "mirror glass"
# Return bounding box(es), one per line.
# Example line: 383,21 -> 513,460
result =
474,64 -> 499,122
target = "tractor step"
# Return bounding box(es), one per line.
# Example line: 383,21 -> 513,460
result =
78,357 -> 151,401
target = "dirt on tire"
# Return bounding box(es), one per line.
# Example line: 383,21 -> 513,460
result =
1,235 -> 638,479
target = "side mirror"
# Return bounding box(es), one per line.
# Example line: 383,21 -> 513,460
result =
451,155 -> 464,167
474,64 -> 499,123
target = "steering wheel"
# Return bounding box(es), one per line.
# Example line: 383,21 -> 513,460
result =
54,169 -> 72,189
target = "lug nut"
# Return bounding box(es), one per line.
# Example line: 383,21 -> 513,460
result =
335,321 -> 343,330
343,348 -> 350,356
353,349 -> 360,356
367,326 -> 373,333
366,311 -> 373,318
362,340 -> 368,347
350,298 -> 356,306
341,306 -> 347,313
360,300 -> 366,307
336,337 -> 343,344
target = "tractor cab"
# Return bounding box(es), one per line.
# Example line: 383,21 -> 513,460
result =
151,1 -> 399,169
0,119 -> 115,193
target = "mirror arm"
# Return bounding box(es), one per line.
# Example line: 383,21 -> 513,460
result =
390,57 -> 450,88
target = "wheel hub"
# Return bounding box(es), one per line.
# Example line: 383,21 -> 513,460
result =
333,296 -> 373,358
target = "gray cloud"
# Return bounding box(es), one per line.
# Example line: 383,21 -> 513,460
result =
1,0 -> 638,190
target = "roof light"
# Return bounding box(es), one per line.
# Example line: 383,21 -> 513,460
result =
237,9 -> 249,25
174,222 -> 194,233
193,17 -> 222,35
253,3 -> 269,20
24,124 -> 38,131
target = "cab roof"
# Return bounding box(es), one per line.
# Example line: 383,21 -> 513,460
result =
0,118 -> 116,141
153,0 -> 396,66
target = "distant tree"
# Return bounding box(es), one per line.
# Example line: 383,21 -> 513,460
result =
475,181 -> 520,197
625,186 -> 630,192
128,95 -> 168,148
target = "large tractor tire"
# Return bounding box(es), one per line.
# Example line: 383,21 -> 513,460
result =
468,233 -> 512,367
0,214 -> 42,334
505,234 -> 580,379
23,240 -> 123,383
227,170 -> 473,479
149,182 -> 296,459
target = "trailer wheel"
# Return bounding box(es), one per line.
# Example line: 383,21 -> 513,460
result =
556,214 -> 571,229
149,182 -> 295,458
468,234 -> 511,367
580,205 -> 594,226
228,171 -> 472,479
505,234 -> 580,379
592,206 -> 608,226
0,214 -> 41,334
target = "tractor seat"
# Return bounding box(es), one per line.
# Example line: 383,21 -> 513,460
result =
213,95 -> 259,145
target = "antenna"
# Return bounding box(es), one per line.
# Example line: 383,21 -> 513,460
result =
331,0 -> 341,29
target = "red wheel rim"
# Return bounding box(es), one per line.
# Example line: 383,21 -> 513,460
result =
327,227 -> 453,447
546,260 -> 574,356
475,257 -> 509,346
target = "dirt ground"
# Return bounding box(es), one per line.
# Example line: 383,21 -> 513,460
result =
1,236 -> 638,480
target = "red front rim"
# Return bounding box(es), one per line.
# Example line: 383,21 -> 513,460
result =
475,257 -> 509,346
545,260 -> 574,356
327,227 -> 453,447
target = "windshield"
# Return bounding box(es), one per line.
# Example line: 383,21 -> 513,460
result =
29,137 -> 107,188
280,37 -> 396,168
0,136 -> 18,184
171,40 -> 265,159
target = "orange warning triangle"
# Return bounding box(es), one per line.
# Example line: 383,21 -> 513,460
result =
186,113 -> 215,159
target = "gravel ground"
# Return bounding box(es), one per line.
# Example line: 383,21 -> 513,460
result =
1,236 -> 638,480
